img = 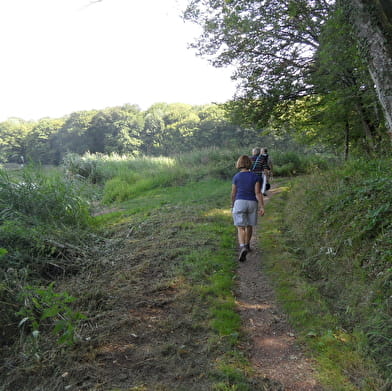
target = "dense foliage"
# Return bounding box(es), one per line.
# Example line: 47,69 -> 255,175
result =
184,0 -> 392,156
0,103 -> 263,166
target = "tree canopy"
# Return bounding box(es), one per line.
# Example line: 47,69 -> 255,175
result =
184,0 -> 332,99
0,103 -> 263,165
184,0 -> 392,156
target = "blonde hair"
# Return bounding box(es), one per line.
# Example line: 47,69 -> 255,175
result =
236,155 -> 252,170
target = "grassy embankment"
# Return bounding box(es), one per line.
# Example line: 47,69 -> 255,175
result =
1,150 -> 390,390
262,159 -> 392,390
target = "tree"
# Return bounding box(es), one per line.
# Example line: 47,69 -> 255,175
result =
161,103 -> 200,153
341,0 -> 392,134
26,118 -> 65,164
195,104 -> 259,148
0,119 -> 32,163
142,105 -> 166,155
184,0 -> 392,155
101,106 -> 144,155
184,0 -> 332,101
58,111 -> 97,158
305,5 -> 386,154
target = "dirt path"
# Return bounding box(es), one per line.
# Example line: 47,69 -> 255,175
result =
236,188 -> 323,391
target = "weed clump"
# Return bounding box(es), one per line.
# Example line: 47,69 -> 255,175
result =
0,167 -> 92,348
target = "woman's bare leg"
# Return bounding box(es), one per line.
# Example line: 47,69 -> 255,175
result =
237,226 -> 246,245
245,226 -> 253,245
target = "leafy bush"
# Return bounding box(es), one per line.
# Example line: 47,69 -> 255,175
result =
273,151 -> 335,176
273,161 -> 296,176
17,282 -> 86,346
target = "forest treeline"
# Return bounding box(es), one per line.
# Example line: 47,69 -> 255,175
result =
1,2 -> 392,165
0,103 -> 262,165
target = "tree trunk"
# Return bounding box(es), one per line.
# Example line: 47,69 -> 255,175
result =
346,0 -> 392,136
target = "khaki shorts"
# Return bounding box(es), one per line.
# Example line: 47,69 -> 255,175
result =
232,199 -> 258,226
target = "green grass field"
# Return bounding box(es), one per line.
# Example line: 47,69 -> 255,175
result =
1,151 -> 390,390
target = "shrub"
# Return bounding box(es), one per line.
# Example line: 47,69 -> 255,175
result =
62,152 -> 105,183
272,151 -> 335,176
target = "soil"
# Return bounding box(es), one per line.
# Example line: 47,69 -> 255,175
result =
236,187 -> 323,391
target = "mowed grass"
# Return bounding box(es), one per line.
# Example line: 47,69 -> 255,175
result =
91,179 -> 264,390
2,173 -> 268,390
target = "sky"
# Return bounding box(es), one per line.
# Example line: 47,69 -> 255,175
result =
0,0 -> 236,122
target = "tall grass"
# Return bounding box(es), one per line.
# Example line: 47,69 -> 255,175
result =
62,148 -> 335,205
0,170 -> 90,226
102,164 -> 189,203
0,166 -> 93,347
63,152 -> 177,183
0,168 -> 91,255
281,158 -> 392,386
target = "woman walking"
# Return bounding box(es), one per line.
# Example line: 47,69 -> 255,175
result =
231,155 -> 265,262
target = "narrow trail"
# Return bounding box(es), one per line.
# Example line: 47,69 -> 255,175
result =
235,188 -> 323,391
